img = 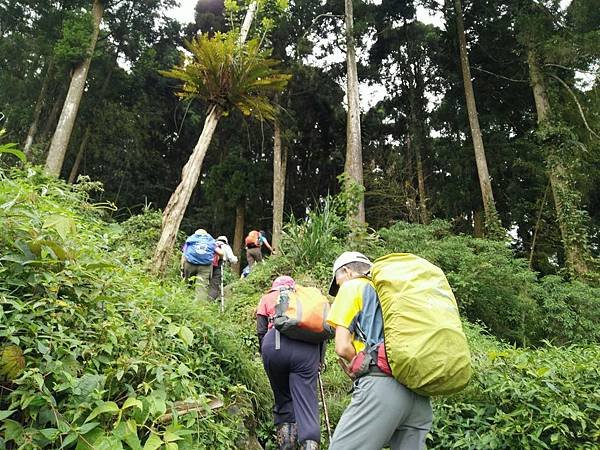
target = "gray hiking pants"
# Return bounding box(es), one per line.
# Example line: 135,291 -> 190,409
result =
329,375 -> 432,450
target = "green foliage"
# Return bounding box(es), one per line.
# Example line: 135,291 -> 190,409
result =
431,340 -> 600,449
0,166 -> 267,449
161,33 -> 290,121
532,276 -> 600,345
53,11 -> 94,66
0,140 -> 26,164
279,195 -> 348,284
377,220 -> 600,346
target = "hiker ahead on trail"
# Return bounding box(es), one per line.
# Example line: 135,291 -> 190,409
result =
257,276 -> 332,450
245,229 -> 274,270
326,252 -> 433,450
181,229 -> 223,301
208,235 -> 238,301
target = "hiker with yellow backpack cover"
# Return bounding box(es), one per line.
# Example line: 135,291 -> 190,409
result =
326,252 -> 472,450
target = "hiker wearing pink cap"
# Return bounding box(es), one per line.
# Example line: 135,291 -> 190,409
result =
257,276 -> 323,450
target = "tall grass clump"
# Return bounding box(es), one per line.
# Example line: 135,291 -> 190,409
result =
279,196 -> 348,284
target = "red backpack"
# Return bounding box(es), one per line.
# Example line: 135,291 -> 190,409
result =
245,230 -> 260,247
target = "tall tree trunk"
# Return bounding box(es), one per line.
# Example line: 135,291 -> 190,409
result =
232,202 -> 246,275
152,105 -> 222,274
473,209 -> 484,238
404,134 -> 419,223
68,127 -> 91,183
415,146 -> 429,224
344,0 -> 365,224
23,57 -> 54,157
454,0 -> 500,235
67,65 -> 114,183
527,48 -> 590,275
45,0 -> 103,176
40,80 -> 68,145
151,1 -> 259,275
272,118 -> 287,250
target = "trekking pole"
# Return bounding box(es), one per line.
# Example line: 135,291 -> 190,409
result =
220,270 -> 225,313
318,372 -> 332,442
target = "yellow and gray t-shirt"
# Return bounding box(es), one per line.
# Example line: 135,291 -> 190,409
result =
327,277 -> 384,354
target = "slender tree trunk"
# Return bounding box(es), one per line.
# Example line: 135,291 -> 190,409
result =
67,65 -> 114,184
24,57 -> 54,157
344,0 -> 365,224
473,209 -> 484,238
272,118 -> 287,250
415,147 -> 429,224
68,127 -> 91,183
527,48 -> 589,275
152,2 -> 258,275
239,1 -> 257,42
232,202 -> 245,275
40,80 -> 68,144
454,0 -> 500,234
45,0 -> 103,176
152,105 -> 222,274
404,134 -> 419,223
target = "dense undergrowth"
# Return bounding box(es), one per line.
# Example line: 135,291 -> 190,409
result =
1,164 -> 599,449
0,166 -> 270,449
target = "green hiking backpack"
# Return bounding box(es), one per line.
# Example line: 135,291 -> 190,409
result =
371,253 -> 472,396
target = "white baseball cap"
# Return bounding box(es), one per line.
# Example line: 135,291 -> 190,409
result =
328,251 -> 372,296
216,235 -> 228,244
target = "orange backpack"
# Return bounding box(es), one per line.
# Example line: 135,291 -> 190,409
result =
273,285 -> 334,344
245,230 -> 260,247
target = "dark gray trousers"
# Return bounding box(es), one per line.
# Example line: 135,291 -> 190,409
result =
261,329 -> 321,443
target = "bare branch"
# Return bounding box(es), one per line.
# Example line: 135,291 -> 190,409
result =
471,66 -> 528,83
300,14 -> 344,42
549,74 -> 600,140
544,63 -> 600,75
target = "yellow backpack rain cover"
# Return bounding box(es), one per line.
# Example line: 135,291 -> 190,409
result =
371,253 -> 472,396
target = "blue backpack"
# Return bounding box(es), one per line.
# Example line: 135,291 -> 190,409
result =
184,233 -> 216,265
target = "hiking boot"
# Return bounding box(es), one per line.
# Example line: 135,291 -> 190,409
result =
300,440 -> 319,450
276,422 -> 297,450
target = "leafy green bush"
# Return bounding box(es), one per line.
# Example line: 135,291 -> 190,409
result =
431,339 -> 600,449
0,166 -> 267,449
532,276 -> 600,345
377,220 -> 600,346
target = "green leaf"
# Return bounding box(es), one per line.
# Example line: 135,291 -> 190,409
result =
122,397 -> 143,411
42,214 -> 76,240
0,144 -> 26,163
3,419 -> 23,442
163,430 -> 183,443
85,401 -> 120,422
178,326 -> 194,346
78,422 -> 99,434
39,428 -> 59,440
60,431 -> 79,449
142,433 -> 163,450
0,410 -> 15,420
92,436 -> 124,450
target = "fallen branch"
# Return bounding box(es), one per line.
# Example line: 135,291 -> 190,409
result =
157,397 -> 225,425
